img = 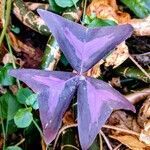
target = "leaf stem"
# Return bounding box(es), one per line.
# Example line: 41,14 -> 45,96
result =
0,0 -> 12,47
0,105 -> 6,150
71,0 -> 78,10
5,34 -> 21,89
2,0 -> 6,26
32,119 -> 44,139
6,34 -> 44,143
82,0 -> 87,24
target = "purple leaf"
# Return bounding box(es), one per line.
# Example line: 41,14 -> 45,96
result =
37,76 -> 78,144
38,9 -> 133,73
9,69 -> 78,143
9,69 -> 135,148
9,69 -> 75,92
77,77 -> 135,149
9,11 -> 135,149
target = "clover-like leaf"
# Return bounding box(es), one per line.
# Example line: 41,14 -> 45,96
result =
14,108 -> 33,128
16,87 -> 33,104
9,10 -> 135,150
0,92 -> 21,121
0,64 -> 15,86
6,146 -> 22,150
77,77 -> 135,149
38,9 -> 133,73
10,69 -> 78,143
26,94 -> 39,110
55,0 -> 79,8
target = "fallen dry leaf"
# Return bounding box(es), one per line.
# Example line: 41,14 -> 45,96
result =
108,111 -> 141,133
86,0 -> 131,23
8,31 -> 43,68
63,110 -> 75,125
0,44 -> 7,63
104,42 -> 129,68
138,96 -> 150,128
8,32 -> 35,56
0,0 -> 4,27
2,53 -> 16,65
86,62 -> 102,78
110,77 -> 122,88
106,97 -> 150,149
140,121 -> 150,145
41,138 -> 47,150
110,134 -> 150,150
86,0 -> 130,69
133,52 -> 150,66
0,136 -> 3,150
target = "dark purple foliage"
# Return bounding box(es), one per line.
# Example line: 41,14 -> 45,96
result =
37,9 -> 133,73
9,9 -> 135,149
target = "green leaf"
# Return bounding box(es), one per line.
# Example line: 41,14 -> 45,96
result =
54,0 -> 79,8
11,25 -> 20,34
83,15 -> 117,27
0,64 -> 15,86
16,87 -> 33,104
60,54 -> 69,66
88,18 -> 117,28
7,120 -> 18,134
6,146 -> 22,150
0,92 -> 21,120
14,108 -> 33,128
89,136 -> 100,150
48,0 -> 65,13
121,0 -> 150,18
61,128 -> 77,149
83,15 -> 92,25
114,66 -> 150,83
26,94 -> 39,110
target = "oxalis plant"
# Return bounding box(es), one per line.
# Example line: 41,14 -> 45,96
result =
9,9 -> 136,149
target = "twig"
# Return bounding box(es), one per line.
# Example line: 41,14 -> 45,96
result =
125,88 -> 150,104
99,133 -> 103,150
100,130 -> 113,150
113,144 -> 122,150
53,124 -> 77,150
53,123 -> 140,149
129,15 -> 150,36
128,54 -> 150,80
103,125 -> 140,136
15,138 -> 25,146
61,144 -> 79,150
